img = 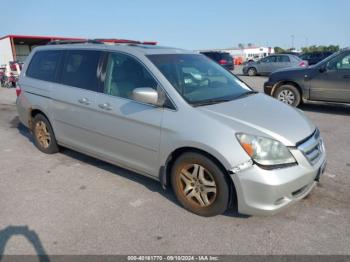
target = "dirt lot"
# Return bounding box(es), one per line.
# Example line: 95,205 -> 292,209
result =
0,75 -> 350,255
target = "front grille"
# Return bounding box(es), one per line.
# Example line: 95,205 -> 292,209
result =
298,129 -> 324,165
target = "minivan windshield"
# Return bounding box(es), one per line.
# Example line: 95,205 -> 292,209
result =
147,54 -> 253,106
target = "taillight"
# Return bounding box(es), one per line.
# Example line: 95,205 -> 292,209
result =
299,61 -> 307,67
16,86 -> 21,96
219,59 -> 228,65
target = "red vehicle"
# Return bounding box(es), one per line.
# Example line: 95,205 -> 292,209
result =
1,71 -> 17,88
0,67 -> 6,87
9,61 -> 23,72
7,72 -> 17,88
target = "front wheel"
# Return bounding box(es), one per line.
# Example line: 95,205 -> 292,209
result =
274,84 -> 301,107
171,152 -> 229,217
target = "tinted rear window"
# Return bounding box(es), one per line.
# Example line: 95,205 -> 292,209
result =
220,53 -> 232,61
60,50 -> 102,91
277,55 -> 290,62
26,50 -> 62,82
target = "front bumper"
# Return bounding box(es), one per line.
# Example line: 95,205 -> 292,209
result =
230,139 -> 326,216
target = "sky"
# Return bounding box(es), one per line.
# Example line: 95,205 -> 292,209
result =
1,0 -> 349,50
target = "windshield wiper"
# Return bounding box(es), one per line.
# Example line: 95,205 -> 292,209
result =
234,90 -> 258,100
191,91 -> 258,107
192,98 -> 233,107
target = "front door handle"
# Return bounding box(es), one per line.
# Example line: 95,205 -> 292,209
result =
98,103 -> 112,110
78,97 -> 90,105
344,75 -> 350,79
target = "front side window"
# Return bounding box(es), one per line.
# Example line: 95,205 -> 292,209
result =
103,53 -> 157,99
61,50 -> 102,91
148,54 -> 252,106
327,52 -> 350,70
26,50 -> 62,82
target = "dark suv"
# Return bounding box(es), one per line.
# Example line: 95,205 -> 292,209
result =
299,51 -> 333,65
264,49 -> 350,107
200,51 -> 234,70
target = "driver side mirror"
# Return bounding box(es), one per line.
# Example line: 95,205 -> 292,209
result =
132,87 -> 163,106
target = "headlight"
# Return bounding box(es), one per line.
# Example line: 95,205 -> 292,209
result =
236,133 -> 296,166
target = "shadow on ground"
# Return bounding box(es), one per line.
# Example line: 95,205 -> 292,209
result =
0,225 -> 50,262
300,103 -> 350,116
13,116 -> 248,219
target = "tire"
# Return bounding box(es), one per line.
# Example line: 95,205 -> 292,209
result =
32,114 -> 59,154
171,152 -> 229,217
274,84 -> 301,107
247,67 -> 257,76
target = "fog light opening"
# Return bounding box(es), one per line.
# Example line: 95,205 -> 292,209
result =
274,197 -> 288,206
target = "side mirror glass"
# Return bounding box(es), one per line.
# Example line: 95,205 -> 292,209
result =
132,88 -> 161,106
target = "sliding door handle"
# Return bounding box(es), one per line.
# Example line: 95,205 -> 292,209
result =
78,97 -> 90,105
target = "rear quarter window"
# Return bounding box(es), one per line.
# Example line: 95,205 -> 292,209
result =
26,50 -> 62,82
277,56 -> 290,62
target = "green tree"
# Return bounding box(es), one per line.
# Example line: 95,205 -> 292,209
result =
301,45 -> 339,53
325,45 -> 340,52
274,46 -> 285,53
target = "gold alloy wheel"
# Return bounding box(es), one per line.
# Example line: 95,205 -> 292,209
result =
35,121 -> 51,149
178,164 -> 217,207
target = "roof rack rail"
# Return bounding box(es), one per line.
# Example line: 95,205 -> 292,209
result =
93,39 -> 157,45
46,38 -> 158,46
93,38 -> 141,44
47,39 -> 102,45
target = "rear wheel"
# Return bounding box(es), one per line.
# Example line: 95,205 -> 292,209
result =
274,84 -> 301,107
247,67 -> 257,76
171,152 -> 229,217
32,114 -> 59,154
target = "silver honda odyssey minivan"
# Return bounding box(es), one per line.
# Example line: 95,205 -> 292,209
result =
16,41 -> 327,216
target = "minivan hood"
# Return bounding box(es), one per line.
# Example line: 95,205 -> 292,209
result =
198,93 -> 315,146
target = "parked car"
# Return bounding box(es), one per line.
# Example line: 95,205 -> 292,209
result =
264,49 -> 350,107
9,61 -> 24,71
243,54 -> 308,76
0,67 -> 5,87
299,51 -> 333,65
16,42 -> 326,216
200,51 -> 234,70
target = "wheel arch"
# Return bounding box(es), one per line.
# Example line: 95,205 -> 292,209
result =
272,80 -> 302,97
160,146 -> 237,208
28,107 -> 51,131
